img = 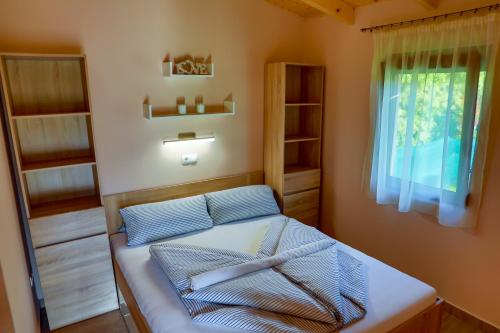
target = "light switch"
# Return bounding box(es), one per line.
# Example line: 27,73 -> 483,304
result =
181,153 -> 198,166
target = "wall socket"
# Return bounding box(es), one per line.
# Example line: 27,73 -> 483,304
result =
181,153 -> 198,166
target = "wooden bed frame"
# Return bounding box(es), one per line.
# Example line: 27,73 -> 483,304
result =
103,171 -> 443,333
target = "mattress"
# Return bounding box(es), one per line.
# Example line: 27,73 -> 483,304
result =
110,214 -> 437,333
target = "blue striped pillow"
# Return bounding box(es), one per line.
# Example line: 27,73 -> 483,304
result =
205,185 -> 280,225
120,195 -> 213,246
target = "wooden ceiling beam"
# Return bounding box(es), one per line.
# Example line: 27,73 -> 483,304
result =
417,0 -> 439,9
297,0 -> 355,24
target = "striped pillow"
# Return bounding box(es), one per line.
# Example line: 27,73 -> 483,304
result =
120,195 -> 213,246
205,185 -> 280,225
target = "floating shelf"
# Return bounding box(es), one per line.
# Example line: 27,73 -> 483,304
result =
21,156 -> 96,173
143,101 -> 235,119
162,61 -> 214,78
284,136 -> 320,143
30,195 -> 101,219
12,111 -> 91,120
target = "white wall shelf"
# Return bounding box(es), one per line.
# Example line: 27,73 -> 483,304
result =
143,100 -> 235,119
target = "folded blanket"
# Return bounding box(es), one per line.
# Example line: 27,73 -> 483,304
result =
150,217 -> 367,333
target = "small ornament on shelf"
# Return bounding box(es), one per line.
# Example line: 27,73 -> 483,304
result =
195,96 -> 205,114
177,96 -> 187,114
163,54 -> 214,77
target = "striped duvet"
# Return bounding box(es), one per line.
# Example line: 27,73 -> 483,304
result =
150,217 -> 367,333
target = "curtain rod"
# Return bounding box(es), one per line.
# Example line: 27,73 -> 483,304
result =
360,3 -> 500,33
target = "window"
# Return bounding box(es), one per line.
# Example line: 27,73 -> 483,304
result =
379,53 -> 485,205
367,14 -> 500,227
389,68 -> 485,202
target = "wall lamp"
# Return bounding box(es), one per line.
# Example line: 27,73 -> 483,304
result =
162,132 -> 215,145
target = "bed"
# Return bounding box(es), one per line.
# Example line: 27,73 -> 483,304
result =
103,171 -> 443,333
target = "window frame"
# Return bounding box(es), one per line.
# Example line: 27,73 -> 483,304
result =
378,51 -> 482,206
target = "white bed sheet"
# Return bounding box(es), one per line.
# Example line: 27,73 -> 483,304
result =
111,215 -> 437,333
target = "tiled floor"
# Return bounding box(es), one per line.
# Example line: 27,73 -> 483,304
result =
53,309 -> 492,333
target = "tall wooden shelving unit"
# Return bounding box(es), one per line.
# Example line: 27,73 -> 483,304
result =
265,62 -> 324,228
0,54 -> 117,330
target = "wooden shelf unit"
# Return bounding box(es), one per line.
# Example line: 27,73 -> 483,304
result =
0,53 -> 117,330
265,62 -> 324,228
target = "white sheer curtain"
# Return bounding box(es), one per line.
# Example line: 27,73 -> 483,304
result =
365,13 -> 500,227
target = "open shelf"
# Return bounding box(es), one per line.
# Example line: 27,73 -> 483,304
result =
285,140 -> 320,172
285,103 -> 321,107
284,135 -> 320,143
285,104 -> 321,140
21,156 -> 96,173
24,164 -> 100,218
143,101 -> 235,119
30,195 -> 101,219
285,64 -> 324,104
12,111 -> 90,120
2,56 -> 89,117
15,114 -> 94,168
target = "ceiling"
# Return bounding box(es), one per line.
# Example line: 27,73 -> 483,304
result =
265,0 -> 438,23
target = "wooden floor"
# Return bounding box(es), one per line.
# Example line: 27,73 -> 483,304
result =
52,309 -> 493,333
52,310 -> 128,333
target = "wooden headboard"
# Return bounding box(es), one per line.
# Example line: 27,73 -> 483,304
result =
103,171 -> 264,234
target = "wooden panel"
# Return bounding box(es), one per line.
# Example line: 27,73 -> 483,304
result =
264,63 -> 286,202
389,298 -> 443,333
343,0 -> 390,6
29,207 -> 107,248
264,0 -> 323,17
289,208 -> 318,227
298,0 -> 355,24
104,171 -> 263,234
15,114 -> 92,165
283,189 -> 320,227
0,264 -> 15,333
30,195 -> 101,219
36,234 -> 118,330
284,168 -> 321,194
417,0 -> 439,9
114,260 -> 152,333
2,56 -> 88,116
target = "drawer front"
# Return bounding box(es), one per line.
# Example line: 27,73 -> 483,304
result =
284,169 -> 320,194
35,234 -> 118,330
288,209 -> 319,228
29,207 -> 107,248
283,189 -> 320,227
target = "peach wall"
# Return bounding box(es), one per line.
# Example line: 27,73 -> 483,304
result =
0,0 -> 306,195
0,1 -> 306,332
0,125 -> 37,332
2,0 -> 500,330
304,0 -> 500,327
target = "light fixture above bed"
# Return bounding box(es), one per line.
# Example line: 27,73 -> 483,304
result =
162,132 -> 215,145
